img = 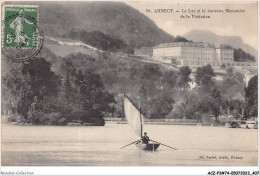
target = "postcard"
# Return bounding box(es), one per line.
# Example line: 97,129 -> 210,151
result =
1,1 -> 258,175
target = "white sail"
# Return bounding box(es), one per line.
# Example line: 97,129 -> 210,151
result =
124,96 -> 145,138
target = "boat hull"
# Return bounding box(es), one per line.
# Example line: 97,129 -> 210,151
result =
136,143 -> 160,151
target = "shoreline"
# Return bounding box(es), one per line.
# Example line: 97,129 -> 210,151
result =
2,122 -> 220,127
3,122 -> 258,129
114,121 -> 225,126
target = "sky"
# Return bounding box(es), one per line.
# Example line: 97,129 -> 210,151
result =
125,1 -> 258,50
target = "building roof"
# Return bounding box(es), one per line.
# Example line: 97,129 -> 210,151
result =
217,44 -> 233,49
154,42 -> 216,49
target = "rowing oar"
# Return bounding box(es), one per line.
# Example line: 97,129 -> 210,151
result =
150,139 -> 177,150
120,139 -> 142,149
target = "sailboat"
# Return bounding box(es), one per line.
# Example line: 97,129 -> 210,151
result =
122,94 -> 161,151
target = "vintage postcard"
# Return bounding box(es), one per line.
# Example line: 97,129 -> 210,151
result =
1,0 -> 258,175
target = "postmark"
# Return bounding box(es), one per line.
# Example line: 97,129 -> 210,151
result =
1,5 -> 44,62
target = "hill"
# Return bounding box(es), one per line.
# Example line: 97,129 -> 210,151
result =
3,35 -> 257,123
66,31 -> 128,51
10,1 -> 186,49
184,30 -> 257,58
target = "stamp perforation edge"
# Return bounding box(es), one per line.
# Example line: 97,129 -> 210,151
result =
1,4 -> 39,49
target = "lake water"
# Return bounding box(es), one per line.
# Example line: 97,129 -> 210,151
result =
1,123 -> 258,166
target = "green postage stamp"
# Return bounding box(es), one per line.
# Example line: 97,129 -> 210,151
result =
2,5 -> 39,49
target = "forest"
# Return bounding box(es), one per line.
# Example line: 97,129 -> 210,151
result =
2,49 -> 257,125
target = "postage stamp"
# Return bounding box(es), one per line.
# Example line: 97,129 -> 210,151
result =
1,4 -> 44,62
2,5 -> 38,49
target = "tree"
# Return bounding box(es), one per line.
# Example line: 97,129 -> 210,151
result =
220,70 -> 245,100
3,57 -> 60,124
210,88 -> 223,122
234,48 -> 256,62
62,64 -> 116,124
150,94 -> 174,118
19,58 -> 59,121
197,87 -> 225,123
59,59 -> 78,108
175,35 -> 190,42
2,64 -> 24,116
195,65 -> 215,87
138,85 -> 147,99
141,63 -> 162,80
173,91 -> 202,119
244,75 -> 257,118
21,58 -> 59,100
226,67 -> 234,77
67,30 -> 127,52
228,99 -> 244,119
3,56 -> 115,125
75,70 -> 104,111
177,66 -> 192,90
129,63 -> 143,79
162,71 -> 178,89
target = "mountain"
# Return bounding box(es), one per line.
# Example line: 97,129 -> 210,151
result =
11,2 -> 183,48
184,30 -> 257,58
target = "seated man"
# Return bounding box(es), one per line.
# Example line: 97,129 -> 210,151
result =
142,132 -> 150,144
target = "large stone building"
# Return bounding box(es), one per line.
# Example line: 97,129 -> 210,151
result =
153,42 -> 254,67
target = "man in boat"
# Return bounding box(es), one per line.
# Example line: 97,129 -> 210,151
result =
142,132 -> 150,144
